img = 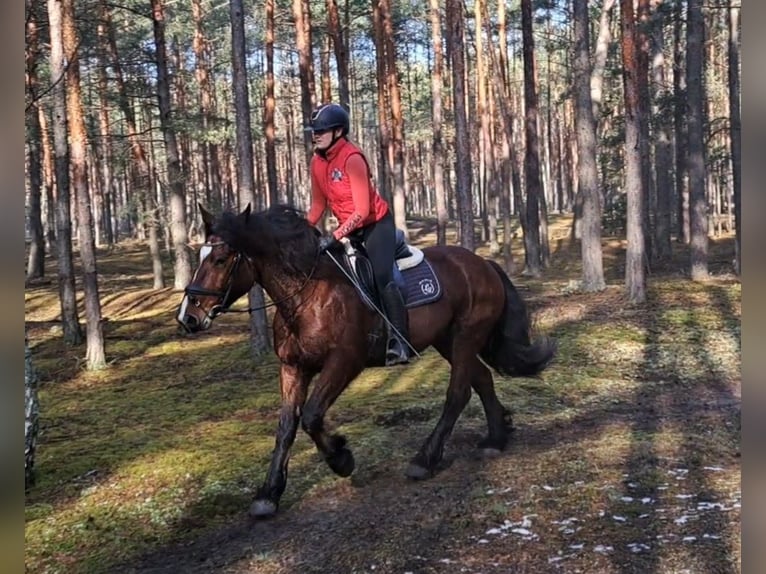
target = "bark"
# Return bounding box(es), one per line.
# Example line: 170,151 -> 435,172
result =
495,0 -> 516,272
26,0 -> 45,280
673,0 -> 689,243
476,0 -> 499,255
151,0 -> 191,289
429,0 -> 448,246
264,0 -> 278,206
326,0 -> 350,107
378,0 -> 408,235
521,0 -> 543,275
96,9 -> 114,246
686,0 -> 708,280
728,3 -> 741,275
651,0 -> 673,261
637,0 -> 654,261
62,0 -> 106,369
103,0 -> 163,287
230,0 -> 270,355
621,0 -> 647,302
39,107 -> 57,249
591,0 -> 616,122
25,332 -> 39,490
445,0 -> 473,251
46,0 -> 83,345
293,0 -> 316,165
573,0 -> 605,291
372,0 -> 392,204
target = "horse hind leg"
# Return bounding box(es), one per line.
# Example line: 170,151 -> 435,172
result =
471,360 -> 515,455
406,339 -> 475,480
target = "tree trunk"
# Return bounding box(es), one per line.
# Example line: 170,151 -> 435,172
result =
372,0 -> 392,205
728,3 -> 740,275
686,0 -> 708,280
573,0 -> 605,291
63,0 -> 106,369
651,0 -> 673,261
621,0 -> 646,302
293,0 -> 316,165
26,0 -> 45,280
25,331 -> 39,490
636,0 -> 654,262
46,0 -> 82,345
230,0 -> 270,356
326,0 -> 350,107
264,0 -> 278,206
39,107 -> 57,249
673,0 -> 689,243
151,0 -> 191,290
103,0 -> 164,287
591,0 -> 616,122
378,0 -> 408,235
446,0 -> 474,251
521,0 -> 543,275
429,0 -> 448,246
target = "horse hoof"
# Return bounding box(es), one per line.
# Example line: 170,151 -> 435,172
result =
405,462 -> 432,480
327,447 -> 355,477
249,499 -> 278,518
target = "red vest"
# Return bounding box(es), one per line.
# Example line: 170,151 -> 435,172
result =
310,139 -> 389,226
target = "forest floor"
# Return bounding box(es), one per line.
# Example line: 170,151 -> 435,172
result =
25,216 -> 740,574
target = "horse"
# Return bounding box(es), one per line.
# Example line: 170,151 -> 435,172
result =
176,203 -> 556,518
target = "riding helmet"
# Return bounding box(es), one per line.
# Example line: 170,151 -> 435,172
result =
308,103 -> 350,136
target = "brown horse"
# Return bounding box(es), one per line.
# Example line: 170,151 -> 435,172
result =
177,204 -> 555,518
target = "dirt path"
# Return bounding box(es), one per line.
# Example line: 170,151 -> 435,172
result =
122,384 -> 740,574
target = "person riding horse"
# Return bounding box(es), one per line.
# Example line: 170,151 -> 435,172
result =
306,102 -> 410,366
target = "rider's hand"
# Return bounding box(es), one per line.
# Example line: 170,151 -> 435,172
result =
318,234 -> 337,253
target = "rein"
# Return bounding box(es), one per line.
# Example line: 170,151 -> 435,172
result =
185,241 -> 319,316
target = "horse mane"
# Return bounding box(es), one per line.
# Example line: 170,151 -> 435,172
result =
214,204 -> 329,278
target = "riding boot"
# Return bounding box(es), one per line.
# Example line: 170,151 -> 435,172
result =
380,281 -> 410,365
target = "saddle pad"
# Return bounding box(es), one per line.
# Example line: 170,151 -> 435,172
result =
400,258 -> 442,308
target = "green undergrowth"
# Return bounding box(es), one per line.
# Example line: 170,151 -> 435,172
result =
25,237 -> 741,573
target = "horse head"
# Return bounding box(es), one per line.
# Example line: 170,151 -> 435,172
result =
176,204 -> 256,333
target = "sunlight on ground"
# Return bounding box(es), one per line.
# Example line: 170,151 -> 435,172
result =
25,230 -> 740,573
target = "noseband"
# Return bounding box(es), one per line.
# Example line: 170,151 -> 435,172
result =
184,245 -> 244,319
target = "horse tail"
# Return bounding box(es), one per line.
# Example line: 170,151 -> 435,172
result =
479,260 -> 557,377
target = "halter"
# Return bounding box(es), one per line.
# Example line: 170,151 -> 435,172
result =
184,241 -> 319,317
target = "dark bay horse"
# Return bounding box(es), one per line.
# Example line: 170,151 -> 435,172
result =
177,204 -> 556,518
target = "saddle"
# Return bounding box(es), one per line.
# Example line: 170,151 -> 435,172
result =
339,229 -> 442,311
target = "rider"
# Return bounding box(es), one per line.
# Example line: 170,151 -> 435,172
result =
305,102 -> 410,366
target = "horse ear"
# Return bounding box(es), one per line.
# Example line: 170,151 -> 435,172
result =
199,204 -> 215,236
241,203 -> 251,223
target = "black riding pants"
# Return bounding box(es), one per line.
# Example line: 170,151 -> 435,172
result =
354,210 -> 395,295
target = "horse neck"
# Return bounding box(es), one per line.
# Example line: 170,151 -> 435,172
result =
252,259 -> 313,318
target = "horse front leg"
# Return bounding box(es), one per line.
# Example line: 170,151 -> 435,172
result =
301,356 -> 363,477
250,363 -> 310,518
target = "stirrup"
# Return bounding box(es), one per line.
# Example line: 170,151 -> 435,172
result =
385,338 -> 410,366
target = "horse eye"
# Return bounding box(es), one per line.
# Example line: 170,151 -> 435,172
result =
214,257 -> 228,267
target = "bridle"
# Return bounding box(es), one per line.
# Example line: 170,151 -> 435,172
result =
183,243 -> 246,320
183,240 -> 320,320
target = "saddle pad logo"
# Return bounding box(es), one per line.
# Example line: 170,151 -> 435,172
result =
419,278 -> 436,296
331,168 -> 343,182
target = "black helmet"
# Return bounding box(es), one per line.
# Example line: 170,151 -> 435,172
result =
308,103 -> 349,136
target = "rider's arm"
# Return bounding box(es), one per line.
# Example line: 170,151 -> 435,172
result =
306,162 -> 327,227
333,154 -> 370,240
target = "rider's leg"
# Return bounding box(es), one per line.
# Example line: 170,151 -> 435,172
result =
363,211 -> 410,365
